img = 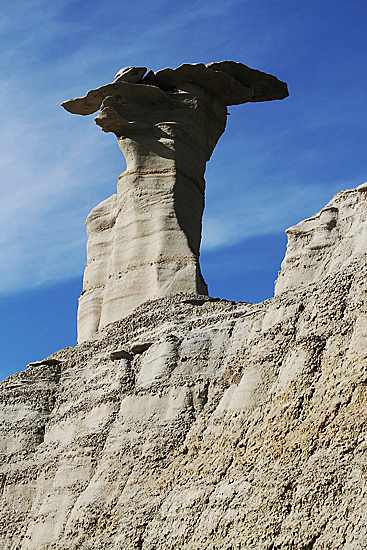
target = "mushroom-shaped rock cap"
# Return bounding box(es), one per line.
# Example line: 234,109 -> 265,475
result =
61,61 -> 288,115
146,61 -> 288,104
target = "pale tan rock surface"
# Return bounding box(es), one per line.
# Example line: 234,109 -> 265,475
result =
275,182 -> 367,295
62,62 -> 288,342
1,186 -> 367,549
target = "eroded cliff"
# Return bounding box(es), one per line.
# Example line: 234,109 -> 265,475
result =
1,185 -> 367,549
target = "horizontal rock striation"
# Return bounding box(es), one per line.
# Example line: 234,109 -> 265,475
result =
62,62 -> 288,342
275,182 -> 367,294
1,186 -> 367,549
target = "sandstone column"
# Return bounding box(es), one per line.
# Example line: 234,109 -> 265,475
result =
62,62 -> 288,342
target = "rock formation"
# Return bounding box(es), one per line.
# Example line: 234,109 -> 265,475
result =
62,62 -> 288,342
275,181 -> 367,294
1,184 -> 367,549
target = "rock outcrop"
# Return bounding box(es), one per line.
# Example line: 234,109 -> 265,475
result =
1,184 -> 367,549
62,62 -> 288,342
275,182 -> 367,295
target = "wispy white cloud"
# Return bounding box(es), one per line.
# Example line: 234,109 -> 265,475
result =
202,182 -> 335,250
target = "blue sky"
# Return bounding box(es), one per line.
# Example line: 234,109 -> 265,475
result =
1,0 -> 366,380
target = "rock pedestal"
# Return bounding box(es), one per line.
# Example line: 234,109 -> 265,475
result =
77,84 -> 227,343
62,62 -> 288,342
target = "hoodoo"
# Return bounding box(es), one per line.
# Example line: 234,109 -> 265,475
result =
62,62 -> 288,342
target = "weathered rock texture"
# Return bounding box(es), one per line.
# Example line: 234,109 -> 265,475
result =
1,184 -> 367,549
275,181 -> 367,295
62,63 -> 288,342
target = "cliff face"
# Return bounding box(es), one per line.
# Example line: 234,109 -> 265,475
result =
1,186 -> 367,549
275,182 -> 367,295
